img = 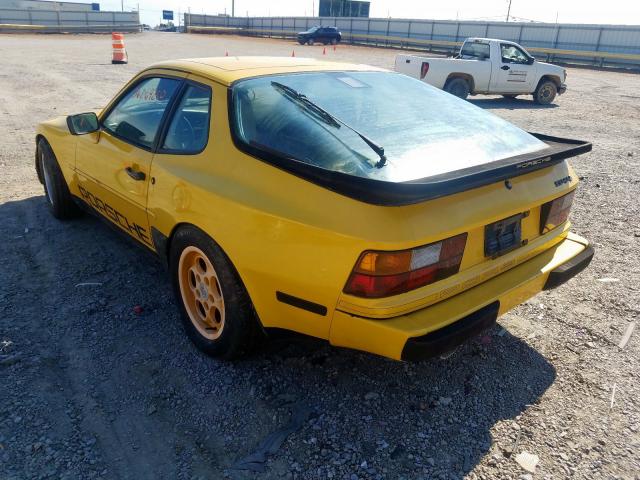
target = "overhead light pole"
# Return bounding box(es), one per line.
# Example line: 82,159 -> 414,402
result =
506,0 -> 512,22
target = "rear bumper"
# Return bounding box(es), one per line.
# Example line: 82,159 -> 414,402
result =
401,302 -> 499,361
559,83 -> 567,94
329,232 -> 591,361
543,244 -> 593,290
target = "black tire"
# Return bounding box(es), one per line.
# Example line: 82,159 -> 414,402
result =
307,39 -> 314,46
444,77 -> 470,100
502,94 -> 519,99
330,38 -> 337,45
37,138 -> 81,220
534,80 -> 558,105
169,225 -> 263,359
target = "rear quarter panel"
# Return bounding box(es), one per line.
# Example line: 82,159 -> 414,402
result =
149,81 -> 423,340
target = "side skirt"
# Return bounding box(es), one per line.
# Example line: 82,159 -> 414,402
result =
72,195 -> 161,262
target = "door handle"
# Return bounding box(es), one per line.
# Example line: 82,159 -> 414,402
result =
125,166 -> 146,181
501,65 -> 510,71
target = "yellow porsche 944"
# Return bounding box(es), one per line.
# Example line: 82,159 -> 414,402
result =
35,57 -> 593,361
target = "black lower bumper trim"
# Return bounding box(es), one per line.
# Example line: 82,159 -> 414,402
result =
276,291 -> 327,316
401,301 -> 500,361
543,244 -> 594,290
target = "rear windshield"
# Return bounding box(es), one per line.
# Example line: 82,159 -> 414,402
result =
460,41 -> 490,59
231,71 -> 546,183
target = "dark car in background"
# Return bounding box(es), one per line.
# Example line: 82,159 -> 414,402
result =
297,26 -> 342,45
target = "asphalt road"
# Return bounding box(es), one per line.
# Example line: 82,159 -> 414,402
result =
0,32 -> 639,480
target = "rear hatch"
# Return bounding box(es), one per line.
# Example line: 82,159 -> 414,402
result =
229,70 -> 590,316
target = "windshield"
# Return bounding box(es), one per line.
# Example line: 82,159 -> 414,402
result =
231,71 -> 547,183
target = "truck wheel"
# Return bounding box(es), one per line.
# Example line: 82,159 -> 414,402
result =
307,39 -> 314,46
37,138 -> 81,220
170,226 -> 263,359
444,78 -> 470,100
534,80 -> 557,105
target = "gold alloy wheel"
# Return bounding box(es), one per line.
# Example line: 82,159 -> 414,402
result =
178,246 -> 225,340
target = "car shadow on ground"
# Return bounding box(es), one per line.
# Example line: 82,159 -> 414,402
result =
1,195 -> 557,479
470,97 -> 559,110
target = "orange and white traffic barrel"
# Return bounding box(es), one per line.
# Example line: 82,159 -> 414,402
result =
111,32 -> 128,64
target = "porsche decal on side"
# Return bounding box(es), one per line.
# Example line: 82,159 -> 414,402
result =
77,185 -> 151,246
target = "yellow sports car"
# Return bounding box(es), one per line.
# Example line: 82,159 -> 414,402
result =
35,57 -> 593,360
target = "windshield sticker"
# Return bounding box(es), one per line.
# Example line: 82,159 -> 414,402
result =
335,76 -> 368,88
132,88 -> 169,102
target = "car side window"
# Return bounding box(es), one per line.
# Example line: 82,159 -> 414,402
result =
501,44 -> 529,64
103,77 -> 181,149
162,84 -> 212,153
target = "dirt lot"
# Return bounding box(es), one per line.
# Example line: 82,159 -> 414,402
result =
0,32 -> 639,480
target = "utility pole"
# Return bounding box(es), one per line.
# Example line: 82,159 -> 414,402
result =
231,0 -> 235,17
506,0 -> 512,22
121,0 -> 123,12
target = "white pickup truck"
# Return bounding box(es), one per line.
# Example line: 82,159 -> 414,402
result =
395,38 -> 567,104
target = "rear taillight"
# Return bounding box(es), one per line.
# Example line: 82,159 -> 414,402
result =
420,62 -> 430,79
540,191 -> 575,234
344,233 -> 467,298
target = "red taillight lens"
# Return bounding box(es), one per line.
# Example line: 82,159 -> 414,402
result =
540,191 -> 575,234
344,233 -> 467,298
420,61 -> 430,79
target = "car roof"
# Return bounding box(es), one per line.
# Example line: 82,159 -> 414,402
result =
147,56 -> 385,86
466,37 -> 517,45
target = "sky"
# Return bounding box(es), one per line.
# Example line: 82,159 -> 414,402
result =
95,0 -> 640,28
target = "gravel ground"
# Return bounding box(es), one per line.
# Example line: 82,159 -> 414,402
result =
0,32 -> 639,480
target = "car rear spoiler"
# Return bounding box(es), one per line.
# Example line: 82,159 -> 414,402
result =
233,129 -> 591,206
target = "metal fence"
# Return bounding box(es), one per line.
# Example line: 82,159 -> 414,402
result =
185,14 -> 640,69
0,8 -> 140,33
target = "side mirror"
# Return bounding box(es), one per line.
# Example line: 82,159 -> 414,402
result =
67,112 -> 99,135
528,56 -> 535,65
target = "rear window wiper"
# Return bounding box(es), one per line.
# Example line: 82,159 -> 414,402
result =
270,81 -> 387,168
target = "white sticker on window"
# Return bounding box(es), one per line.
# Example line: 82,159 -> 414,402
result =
336,76 -> 368,88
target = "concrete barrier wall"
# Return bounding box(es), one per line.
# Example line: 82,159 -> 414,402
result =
185,14 -> 640,69
0,8 -> 140,32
